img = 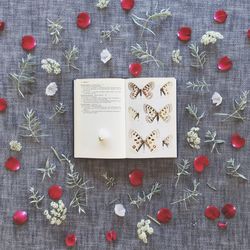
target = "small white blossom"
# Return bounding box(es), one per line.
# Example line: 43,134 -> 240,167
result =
41,58 -> 61,75
100,49 -> 112,64
45,82 -> 58,96
172,49 -> 182,64
187,127 -> 201,149
96,0 -> 110,9
200,31 -> 224,45
137,218 -> 154,244
212,92 -> 223,106
9,140 -> 22,151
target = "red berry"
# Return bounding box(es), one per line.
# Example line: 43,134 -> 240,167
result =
13,210 -> 28,225
157,208 -> 172,224
129,169 -> 144,187
105,230 -> 117,242
217,56 -> 232,71
221,203 -> 236,219
214,10 -> 228,23
0,98 -> 7,112
193,155 -> 209,173
48,185 -> 63,200
65,234 -> 77,247
217,221 -> 228,229
21,35 -> 36,51
121,0 -> 135,11
231,133 -> 245,149
129,63 -> 142,77
77,12 -> 91,29
0,21 -> 5,31
204,205 -> 220,220
177,27 -> 192,42
4,157 -> 21,171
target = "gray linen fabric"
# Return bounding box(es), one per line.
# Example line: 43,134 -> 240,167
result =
0,0 -> 250,249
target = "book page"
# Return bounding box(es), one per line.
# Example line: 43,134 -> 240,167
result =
74,79 -> 126,158
125,77 -> 177,158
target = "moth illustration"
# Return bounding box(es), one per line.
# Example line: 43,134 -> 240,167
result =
129,129 -> 159,152
160,82 -> 172,96
144,104 -> 172,123
128,82 -> 154,99
128,107 -> 139,120
162,135 -> 172,147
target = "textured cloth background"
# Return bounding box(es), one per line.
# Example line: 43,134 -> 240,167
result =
0,0 -> 250,249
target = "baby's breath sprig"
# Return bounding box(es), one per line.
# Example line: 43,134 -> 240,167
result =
100,24 -> 121,41
96,0 -> 110,9
9,54 -> 36,98
186,104 -> 205,125
186,127 -> 201,149
19,109 -> 48,143
215,91 -> 249,121
186,79 -> 210,92
171,179 -> 202,210
29,186 -> 44,209
64,46 -> 80,71
9,140 -> 22,151
44,200 -> 67,225
225,158 -> 247,181
49,103 -> 67,120
37,158 -> 56,182
131,43 -> 163,67
175,159 -> 191,187
47,18 -> 64,44
188,44 -> 207,69
204,130 -> 225,154
171,49 -> 182,64
102,172 -> 116,189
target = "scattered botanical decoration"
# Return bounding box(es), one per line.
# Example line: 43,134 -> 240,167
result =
47,18 -> 64,44
45,82 -> 58,96
214,9 -> 227,23
193,155 -> 209,173
96,0 -> 110,9
101,172 -> 116,189
9,140 -> 22,152
215,90 -> 249,121
100,48 -> 112,63
44,200 -> 67,225
175,159 -> 191,187
129,169 -> 144,187
19,109 -> 48,143
217,56 -> 233,71
65,234 -> 77,247
29,186 -> 44,209
121,0 -> 135,11
77,12 -> 91,29
4,156 -> 21,171
131,6 -> 172,37
156,208 -> 172,224
0,20 -> 5,31
206,182 -> 217,191
13,210 -> 28,225
171,179 -> 202,209
231,133 -> 245,149
37,158 -> 56,181
211,92 -> 223,106
105,230 -> 117,242
200,31 -> 224,45
186,79 -> 210,92
114,204 -> 126,217
41,58 -> 61,75
9,54 -> 36,98
225,158 -> 247,181
217,221 -> 228,229
177,26 -> 192,41
21,35 -> 37,51
49,103 -> 67,119
221,203 -> 237,218
137,219 -> 154,244
186,127 -> 201,149
100,24 -> 120,41
128,182 -> 161,208
171,49 -> 182,64
204,205 -> 220,220
204,130 -> 225,154
48,184 -> 63,200
0,98 -> 8,112
129,62 -> 142,77
185,104 -> 205,125
188,44 -> 207,69
64,45 -> 80,71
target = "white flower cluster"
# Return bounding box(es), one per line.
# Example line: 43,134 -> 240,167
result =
200,31 -> 224,45
44,200 -> 67,225
9,140 -> 22,151
171,49 -> 182,64
96,0 -> 110,9
137,219 -> 154,244
186,127 -> 201,149
41,58 -> 61,75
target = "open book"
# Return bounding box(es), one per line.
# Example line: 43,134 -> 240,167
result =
73,78 -> 177,159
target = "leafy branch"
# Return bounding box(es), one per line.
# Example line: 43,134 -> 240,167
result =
100,24 -> 120,41
185,104 -> 205,125
186,79 -> 210,92
204,130 -> 225,154
101,172 -> 116,190
37,158 -> 56,181
29,187 -> 44,209
49,103 -> 67,120
64,45 -> 80,71
188,44 -> 207,69
225,158 -> 247,181
47,18 -> 64,44
175,159 -> 191,187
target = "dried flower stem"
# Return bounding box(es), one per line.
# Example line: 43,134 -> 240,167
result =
70,189 -> 88,214
185,104 -> 205,125
175,159 -> 191,187
37,158 -> 56,181
225,158 -> 247,181
206,182 -> 217,191
64,46 -> 80,71
47,18 -> 64,44
188,44 -> 207,69
102,172 -> 116,189
186,79 -> 210,92
29,187 -> 44,209
100,24 -> 120,41
204,130 -> 225,154
49,103 -> 67,120
147,215 -> 161,225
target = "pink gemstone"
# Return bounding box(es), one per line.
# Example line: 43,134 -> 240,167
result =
247,29 -> 250,40
129,63 -> 142,77
231,133 -> 245,149
214,10 -> 228,23
129,169 -> 144,187
0,98 -> 7,112
157,208 -> 172,224
77,12 -> 91,29
221,203 -> 236,219
65,234 -> 77,247
13,210 -> 28,225
193,155 -> 209,173
48,185 -> 63,200
5,157 -> 21,171
217,56 -> 232,71
105,230 -> 117,242
0,21 -> 5,31
121,0 -> 135,11
204,205 -> 220,220
177,27 -> 192,42
217,221 -> 228,229
22,35 -> 36,51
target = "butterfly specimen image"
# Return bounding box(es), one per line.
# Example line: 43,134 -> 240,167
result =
128,81 -> 154,99
128,107 -> 139,120
144,104 -> 172,123
129,129 -> 159,152
162,135 -> 172,147
160,82 -> 172,96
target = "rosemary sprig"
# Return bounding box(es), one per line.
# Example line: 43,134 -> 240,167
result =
225,158 -> 247,181
49,103 -> 67,120
64,46 -> 80,71
9,54 -> 36,98
100,24 -> 120,41
19,109 -> 48,143
37,158 -> 56,181
186,79 -> 210,92
171,180 -> 202,210
101,172 -> 116,189
175,159 -> 191,187
215,91 -> 249,121
47,18 -> 64,44
185,104 -> 205,125
131,43 -> 163,67
29,187 -> 44,209
70,189 -> 88,214
188,44 -> 207,69
204,130 -> 225,154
